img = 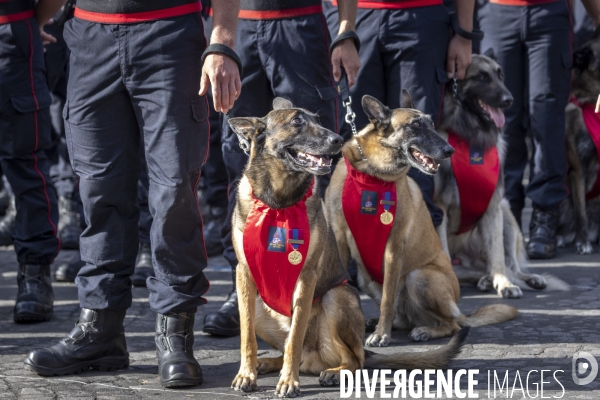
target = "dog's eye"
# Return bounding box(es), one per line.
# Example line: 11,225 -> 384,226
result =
476,73 -> 490,81
412,121 -> 420,127
292,117 -> 303,125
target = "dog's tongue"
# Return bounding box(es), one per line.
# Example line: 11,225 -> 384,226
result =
483,103 -> 505,128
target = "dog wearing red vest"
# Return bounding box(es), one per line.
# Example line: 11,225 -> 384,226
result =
326,90 -> 516,346
434,54 -> 569,298
558,34 -> 600,254
228,98 -> 469,396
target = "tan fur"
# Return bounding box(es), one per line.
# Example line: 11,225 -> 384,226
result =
230,104 -> 468,396
326,101 -> 518,345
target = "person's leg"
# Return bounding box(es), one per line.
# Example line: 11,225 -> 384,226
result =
382,6 -> 450,227
524,1 -> 571,258
0,18 -> 59,324
479,2 -> 527,226
131,147 -> 153,287
25,18 -> 137,376
203,18 -> 273,337
199,12 -> 229,257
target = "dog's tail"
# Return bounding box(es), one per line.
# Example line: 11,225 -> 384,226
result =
454,303 -> 518,328
363,326 -> 469,370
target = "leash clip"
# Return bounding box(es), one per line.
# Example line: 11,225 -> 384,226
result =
339,69 -> 365,161
452,73 -> 458,99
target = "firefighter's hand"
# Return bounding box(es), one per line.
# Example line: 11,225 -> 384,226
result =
446,35 -> 472,80
332,39 -> 361,88
39,18 -> 57,47
200,53 -> 241,114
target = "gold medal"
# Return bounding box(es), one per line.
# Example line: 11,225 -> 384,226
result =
380,210 -> 393,225
288,250 -> 302,265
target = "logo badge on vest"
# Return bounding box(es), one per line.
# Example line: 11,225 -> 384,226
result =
267,226 -> 287,252
287,228 -> 304,265
360,191 -> 378,214
470,145 -> 484,165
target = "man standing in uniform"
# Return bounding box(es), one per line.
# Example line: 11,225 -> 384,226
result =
478,0 -> 598,259
202,0 -> 361,337
24,0 -> 242,388
0,0 -> 63,323
324,0 -> 476,230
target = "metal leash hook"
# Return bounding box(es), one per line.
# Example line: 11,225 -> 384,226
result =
339,69 -> 365,161
452,72 -> 458,99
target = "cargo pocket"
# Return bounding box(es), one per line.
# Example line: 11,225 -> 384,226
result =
316,86 -> 340,102
8,92 -> 52,155
188,97 -> 209,171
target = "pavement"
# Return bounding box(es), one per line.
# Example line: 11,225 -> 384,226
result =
1,215 -> 600,399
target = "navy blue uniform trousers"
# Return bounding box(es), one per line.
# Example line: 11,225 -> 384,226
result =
479,0 -> 571,212
221,14 -> 339,269
0,18 -> 60,265
63,14 -> 210,313
324,4 -> 451,226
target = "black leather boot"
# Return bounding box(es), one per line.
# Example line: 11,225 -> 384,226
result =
58,196 -> 82,250
131,242 -> 154,287
54,252 -> 85,282
202,270 -> 239,337
526,206 -> 559,259
24,308 -> 129,375
156,312 -> 203,388
14,264 -> 54,322
203,206 -> 226,257
0,196 -> 16,246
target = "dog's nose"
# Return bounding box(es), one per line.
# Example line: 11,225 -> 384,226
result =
327,135 -> 343,147
443,144 -> 455,158
500,93 -> 514,108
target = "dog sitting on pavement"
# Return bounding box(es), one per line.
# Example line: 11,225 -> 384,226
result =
434,54 -> 569,298
325,90 -> 515,347
557,34 -> 600,254
227,98 -> 469,397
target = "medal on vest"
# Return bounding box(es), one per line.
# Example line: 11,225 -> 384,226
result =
380,192 -> 395,225
287,229 -> 304,265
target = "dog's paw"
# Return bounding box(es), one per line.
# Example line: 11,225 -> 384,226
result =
576,241 -> 593,255
319,369 -> 340,387
525,274 -> 547,290
500,285 -> 522,299
365,332 -> 391,347
409,327 -> 432,342
231,370 -> 258,392
275,374 -> 301,398
477,275 -> 493,292
257,357 -> 283,375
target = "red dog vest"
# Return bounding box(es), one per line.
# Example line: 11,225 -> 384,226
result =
243,182 -> 313,317
447,131 -> 500,234
342,158 -> 396,285
571,98 -> 600,200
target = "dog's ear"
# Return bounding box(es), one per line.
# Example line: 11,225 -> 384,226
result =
273,97 -> 294,110
400,89 -> 414,109
483,48 -> 496,61
362,95 -> 391,125
573,47 -> 593,71
228,117 -> 267,146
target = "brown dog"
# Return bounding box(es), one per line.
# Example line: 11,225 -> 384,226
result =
228,98 -> 468,397
326,91 -> 517,347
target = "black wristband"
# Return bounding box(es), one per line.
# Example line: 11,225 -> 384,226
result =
330,31 -> 361,54
202,44 -> 243,76
450,12 -> 484,42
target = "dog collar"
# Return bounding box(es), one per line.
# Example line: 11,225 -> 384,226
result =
242,180 -> 313,317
